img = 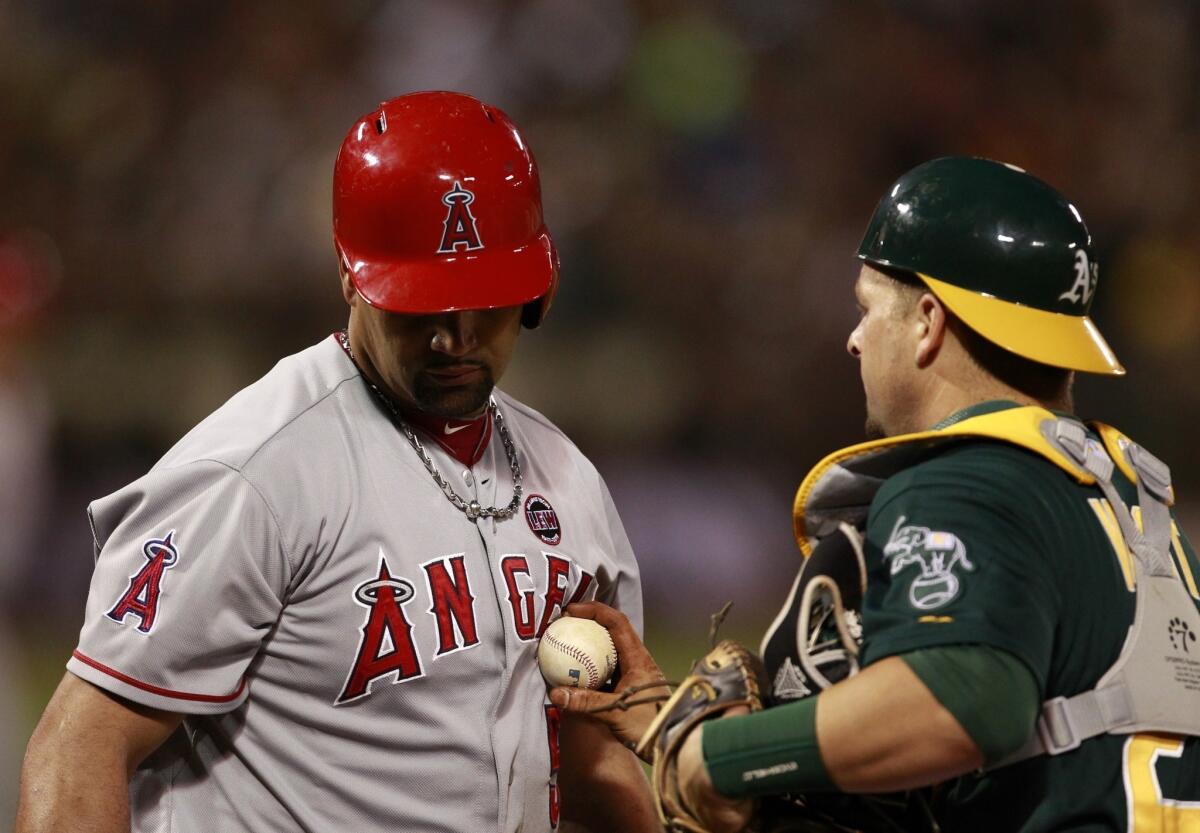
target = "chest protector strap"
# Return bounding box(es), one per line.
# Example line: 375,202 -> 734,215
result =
993,419 -> 1200,767
790,406 -> 1200,767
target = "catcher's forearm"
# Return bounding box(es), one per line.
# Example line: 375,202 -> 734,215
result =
703,655 -> 983,797
702,695 -> 832,798
817,655 -> 983,790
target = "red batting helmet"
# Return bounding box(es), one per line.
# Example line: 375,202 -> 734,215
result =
333,91 -> 559,328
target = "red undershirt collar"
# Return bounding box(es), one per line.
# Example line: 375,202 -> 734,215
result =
399,405 -> 493,468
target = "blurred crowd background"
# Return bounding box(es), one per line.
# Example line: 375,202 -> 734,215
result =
2,0 -> 1199,817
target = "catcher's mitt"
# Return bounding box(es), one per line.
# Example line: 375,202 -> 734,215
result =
635,638 -> 768,833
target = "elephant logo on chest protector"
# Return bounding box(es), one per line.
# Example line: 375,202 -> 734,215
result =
883,517 -> 975,610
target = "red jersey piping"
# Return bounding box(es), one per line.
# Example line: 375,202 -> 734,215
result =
71,649 -> 247,704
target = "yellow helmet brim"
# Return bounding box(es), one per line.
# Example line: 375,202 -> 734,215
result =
918,273 -> 1125,376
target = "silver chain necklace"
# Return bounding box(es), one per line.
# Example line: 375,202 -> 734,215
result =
337,330 -> 523,522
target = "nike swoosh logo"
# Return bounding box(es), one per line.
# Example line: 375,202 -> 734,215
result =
443,424 -> 469,435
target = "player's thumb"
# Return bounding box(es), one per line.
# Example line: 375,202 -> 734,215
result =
548,686 -> 608,716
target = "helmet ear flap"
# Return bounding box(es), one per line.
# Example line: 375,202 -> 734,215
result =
521,301 -> 543,329
521,247 -> 560,329
520,283 -> 555,328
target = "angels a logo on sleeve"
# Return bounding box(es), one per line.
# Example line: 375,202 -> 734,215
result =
105,531 -> 180,634
437,181 -> 484,253
882,516 -> 975,610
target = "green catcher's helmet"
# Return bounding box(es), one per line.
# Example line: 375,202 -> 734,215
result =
857,156 -> 1123,375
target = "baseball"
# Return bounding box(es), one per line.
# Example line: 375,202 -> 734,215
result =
537,616 -> 618,689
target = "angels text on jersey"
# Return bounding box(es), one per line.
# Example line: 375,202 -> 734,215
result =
337,546 -> 595,703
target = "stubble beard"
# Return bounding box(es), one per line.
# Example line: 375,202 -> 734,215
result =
413,369 -> 496,419
864,414 -> 888,441
863,395 -> 894,440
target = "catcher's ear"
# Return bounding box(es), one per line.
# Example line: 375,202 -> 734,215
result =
914,293 -> 948,368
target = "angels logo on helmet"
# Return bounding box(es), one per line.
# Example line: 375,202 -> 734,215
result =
438,181 -> 484,254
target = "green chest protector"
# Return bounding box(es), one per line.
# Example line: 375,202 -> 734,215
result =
789,405 -> 1200,765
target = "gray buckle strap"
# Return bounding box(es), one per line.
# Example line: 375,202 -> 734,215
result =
1036,696 -> 1090,755
1048,418 -> 1114,482
1127,445 -> 1175,577
1080,440 -> 1115,485
1127,444 -> 1171,504
992,686 -> 1134,768
1090,475 -> 1162,574
1132,494 -> 1175,577
1050,417 -> 1175,577
1051,419 -> 1089,469
1037,687 -> 1134,755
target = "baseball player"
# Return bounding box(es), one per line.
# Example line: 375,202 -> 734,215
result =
558,157 -> 1200,832
16,92 -> 659,833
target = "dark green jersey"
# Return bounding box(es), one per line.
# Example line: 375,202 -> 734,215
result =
860,401 -> 1200,832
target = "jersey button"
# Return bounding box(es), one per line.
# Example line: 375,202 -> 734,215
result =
463,470 -> 474,486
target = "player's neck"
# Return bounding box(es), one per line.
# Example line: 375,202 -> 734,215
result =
908,339 -> 1074,431
336,329 -> 494,467
916,379 -> 1061,432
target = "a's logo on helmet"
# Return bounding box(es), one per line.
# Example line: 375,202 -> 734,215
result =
1058,248 -> 1098,305
438,181 -> 484,254
524,494 -> 562,546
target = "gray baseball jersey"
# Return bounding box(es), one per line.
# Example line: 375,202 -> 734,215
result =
68,334 -> 644,833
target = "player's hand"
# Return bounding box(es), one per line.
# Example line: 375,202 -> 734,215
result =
673,714 -> 755,833
548,601 -> 670,758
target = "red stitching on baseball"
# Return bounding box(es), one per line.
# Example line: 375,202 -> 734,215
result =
544,632 -> 612,687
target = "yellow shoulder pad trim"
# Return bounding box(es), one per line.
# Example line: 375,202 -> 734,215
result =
1091,423 -> 1138,486
793,406 -> 1093,556
1089,422 -> 1175,505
